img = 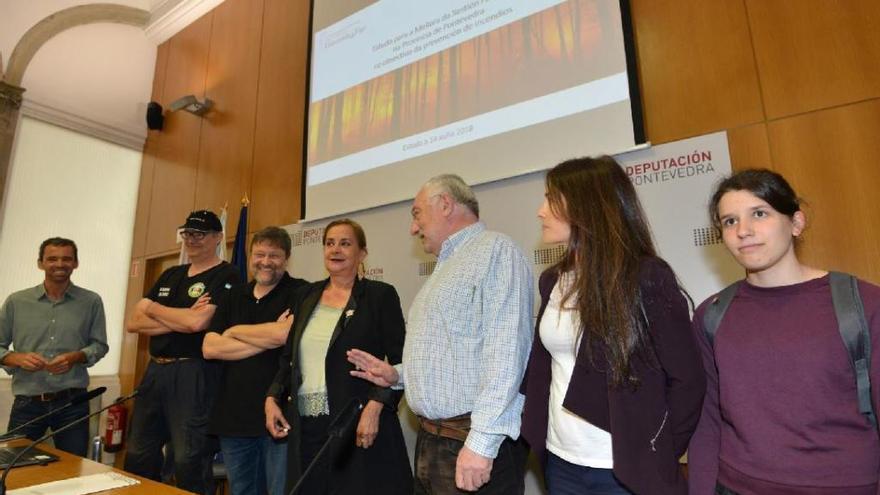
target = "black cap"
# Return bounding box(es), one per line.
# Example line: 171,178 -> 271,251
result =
179,210 -> 222,232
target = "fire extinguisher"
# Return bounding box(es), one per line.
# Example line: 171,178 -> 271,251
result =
103,399 -> 127,453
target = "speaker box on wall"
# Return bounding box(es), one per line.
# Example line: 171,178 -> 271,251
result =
146,101 -> 164,130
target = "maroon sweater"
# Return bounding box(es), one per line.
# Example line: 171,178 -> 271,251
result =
688,275 -> 880,494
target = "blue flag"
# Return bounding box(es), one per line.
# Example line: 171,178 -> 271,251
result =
230,204 -> 248,281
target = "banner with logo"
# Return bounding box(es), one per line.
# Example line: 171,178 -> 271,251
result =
616,131 -> 742,301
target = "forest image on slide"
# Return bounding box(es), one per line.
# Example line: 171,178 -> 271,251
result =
307,0 -> 625,166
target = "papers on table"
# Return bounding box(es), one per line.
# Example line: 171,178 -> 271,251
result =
9,471 -> 140,495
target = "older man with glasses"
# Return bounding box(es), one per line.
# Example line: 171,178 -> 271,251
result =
348,175 -> 533,494
124,210 -> 240,494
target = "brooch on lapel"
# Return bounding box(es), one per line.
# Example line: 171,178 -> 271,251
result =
342,308 -> 356,329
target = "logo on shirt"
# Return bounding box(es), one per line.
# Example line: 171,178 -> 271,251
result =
188,282 -> 207,298
157,287 -> 171,298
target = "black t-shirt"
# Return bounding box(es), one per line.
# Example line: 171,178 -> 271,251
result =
146,261 -> 240,358
208,273 -> 308,436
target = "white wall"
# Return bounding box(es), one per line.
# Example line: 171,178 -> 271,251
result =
0,117 -> 141,378
0,0 -> 157,144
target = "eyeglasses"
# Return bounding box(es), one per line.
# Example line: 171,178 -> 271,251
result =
181,230 -> 209,240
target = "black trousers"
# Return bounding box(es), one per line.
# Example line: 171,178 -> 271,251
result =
295,414 -> 332,495
123,359 -> 219,495
413,428 -> 528,495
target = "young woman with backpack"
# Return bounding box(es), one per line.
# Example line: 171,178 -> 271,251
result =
688,169 -> 880,494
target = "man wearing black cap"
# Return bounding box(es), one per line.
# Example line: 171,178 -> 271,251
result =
124,210 -> 240,494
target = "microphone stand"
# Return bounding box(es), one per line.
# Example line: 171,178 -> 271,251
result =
0,387 -> 107,441
288,399 -> 363,495
0,390 -> 138,495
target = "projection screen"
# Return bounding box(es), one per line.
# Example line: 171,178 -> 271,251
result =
304,0 -> 644,220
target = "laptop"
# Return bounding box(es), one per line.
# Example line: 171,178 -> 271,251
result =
0,446 -> 60,469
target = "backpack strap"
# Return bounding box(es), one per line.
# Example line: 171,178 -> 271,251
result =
829,272 -> 877,429
702,282 -> 741,347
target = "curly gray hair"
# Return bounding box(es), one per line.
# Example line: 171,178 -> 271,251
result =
423,174 -> 479,218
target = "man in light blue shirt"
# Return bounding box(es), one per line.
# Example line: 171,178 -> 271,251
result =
0,237 -> 108,456
349,174 -> 533,494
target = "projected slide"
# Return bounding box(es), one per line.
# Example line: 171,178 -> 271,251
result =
305,0 -> 641,220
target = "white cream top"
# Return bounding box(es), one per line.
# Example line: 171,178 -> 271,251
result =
541,273 -> 614,468
297,304 -> 343,416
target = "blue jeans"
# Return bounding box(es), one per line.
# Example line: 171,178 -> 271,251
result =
545,452 -> 633,495
8,393 -> 90,457
219,435 -> 287,495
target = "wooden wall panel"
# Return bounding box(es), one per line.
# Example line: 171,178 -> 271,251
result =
746,0 -> 880,120
630,0 -> 764,144
131,43 -> 169,259
249,0 -> 311,230
727,123 -> 772,172
767,100 -> 880,283
118,257 -> 146,397
132,154 -> 157,259
194,0 -> 265,237
144,15 -> 213,256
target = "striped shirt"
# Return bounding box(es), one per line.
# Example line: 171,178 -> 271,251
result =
401,222 -> 534,458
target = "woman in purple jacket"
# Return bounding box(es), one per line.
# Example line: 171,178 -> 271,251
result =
688,169 -> 880,494
521,156 -> 706,495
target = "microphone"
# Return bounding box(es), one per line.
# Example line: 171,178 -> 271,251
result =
289,398 -> 363,495
327,398 -> 363,439
0,387 -> 107,441
0,389 -> 138,495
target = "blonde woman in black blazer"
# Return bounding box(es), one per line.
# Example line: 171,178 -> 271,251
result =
265,219 -> 412,494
